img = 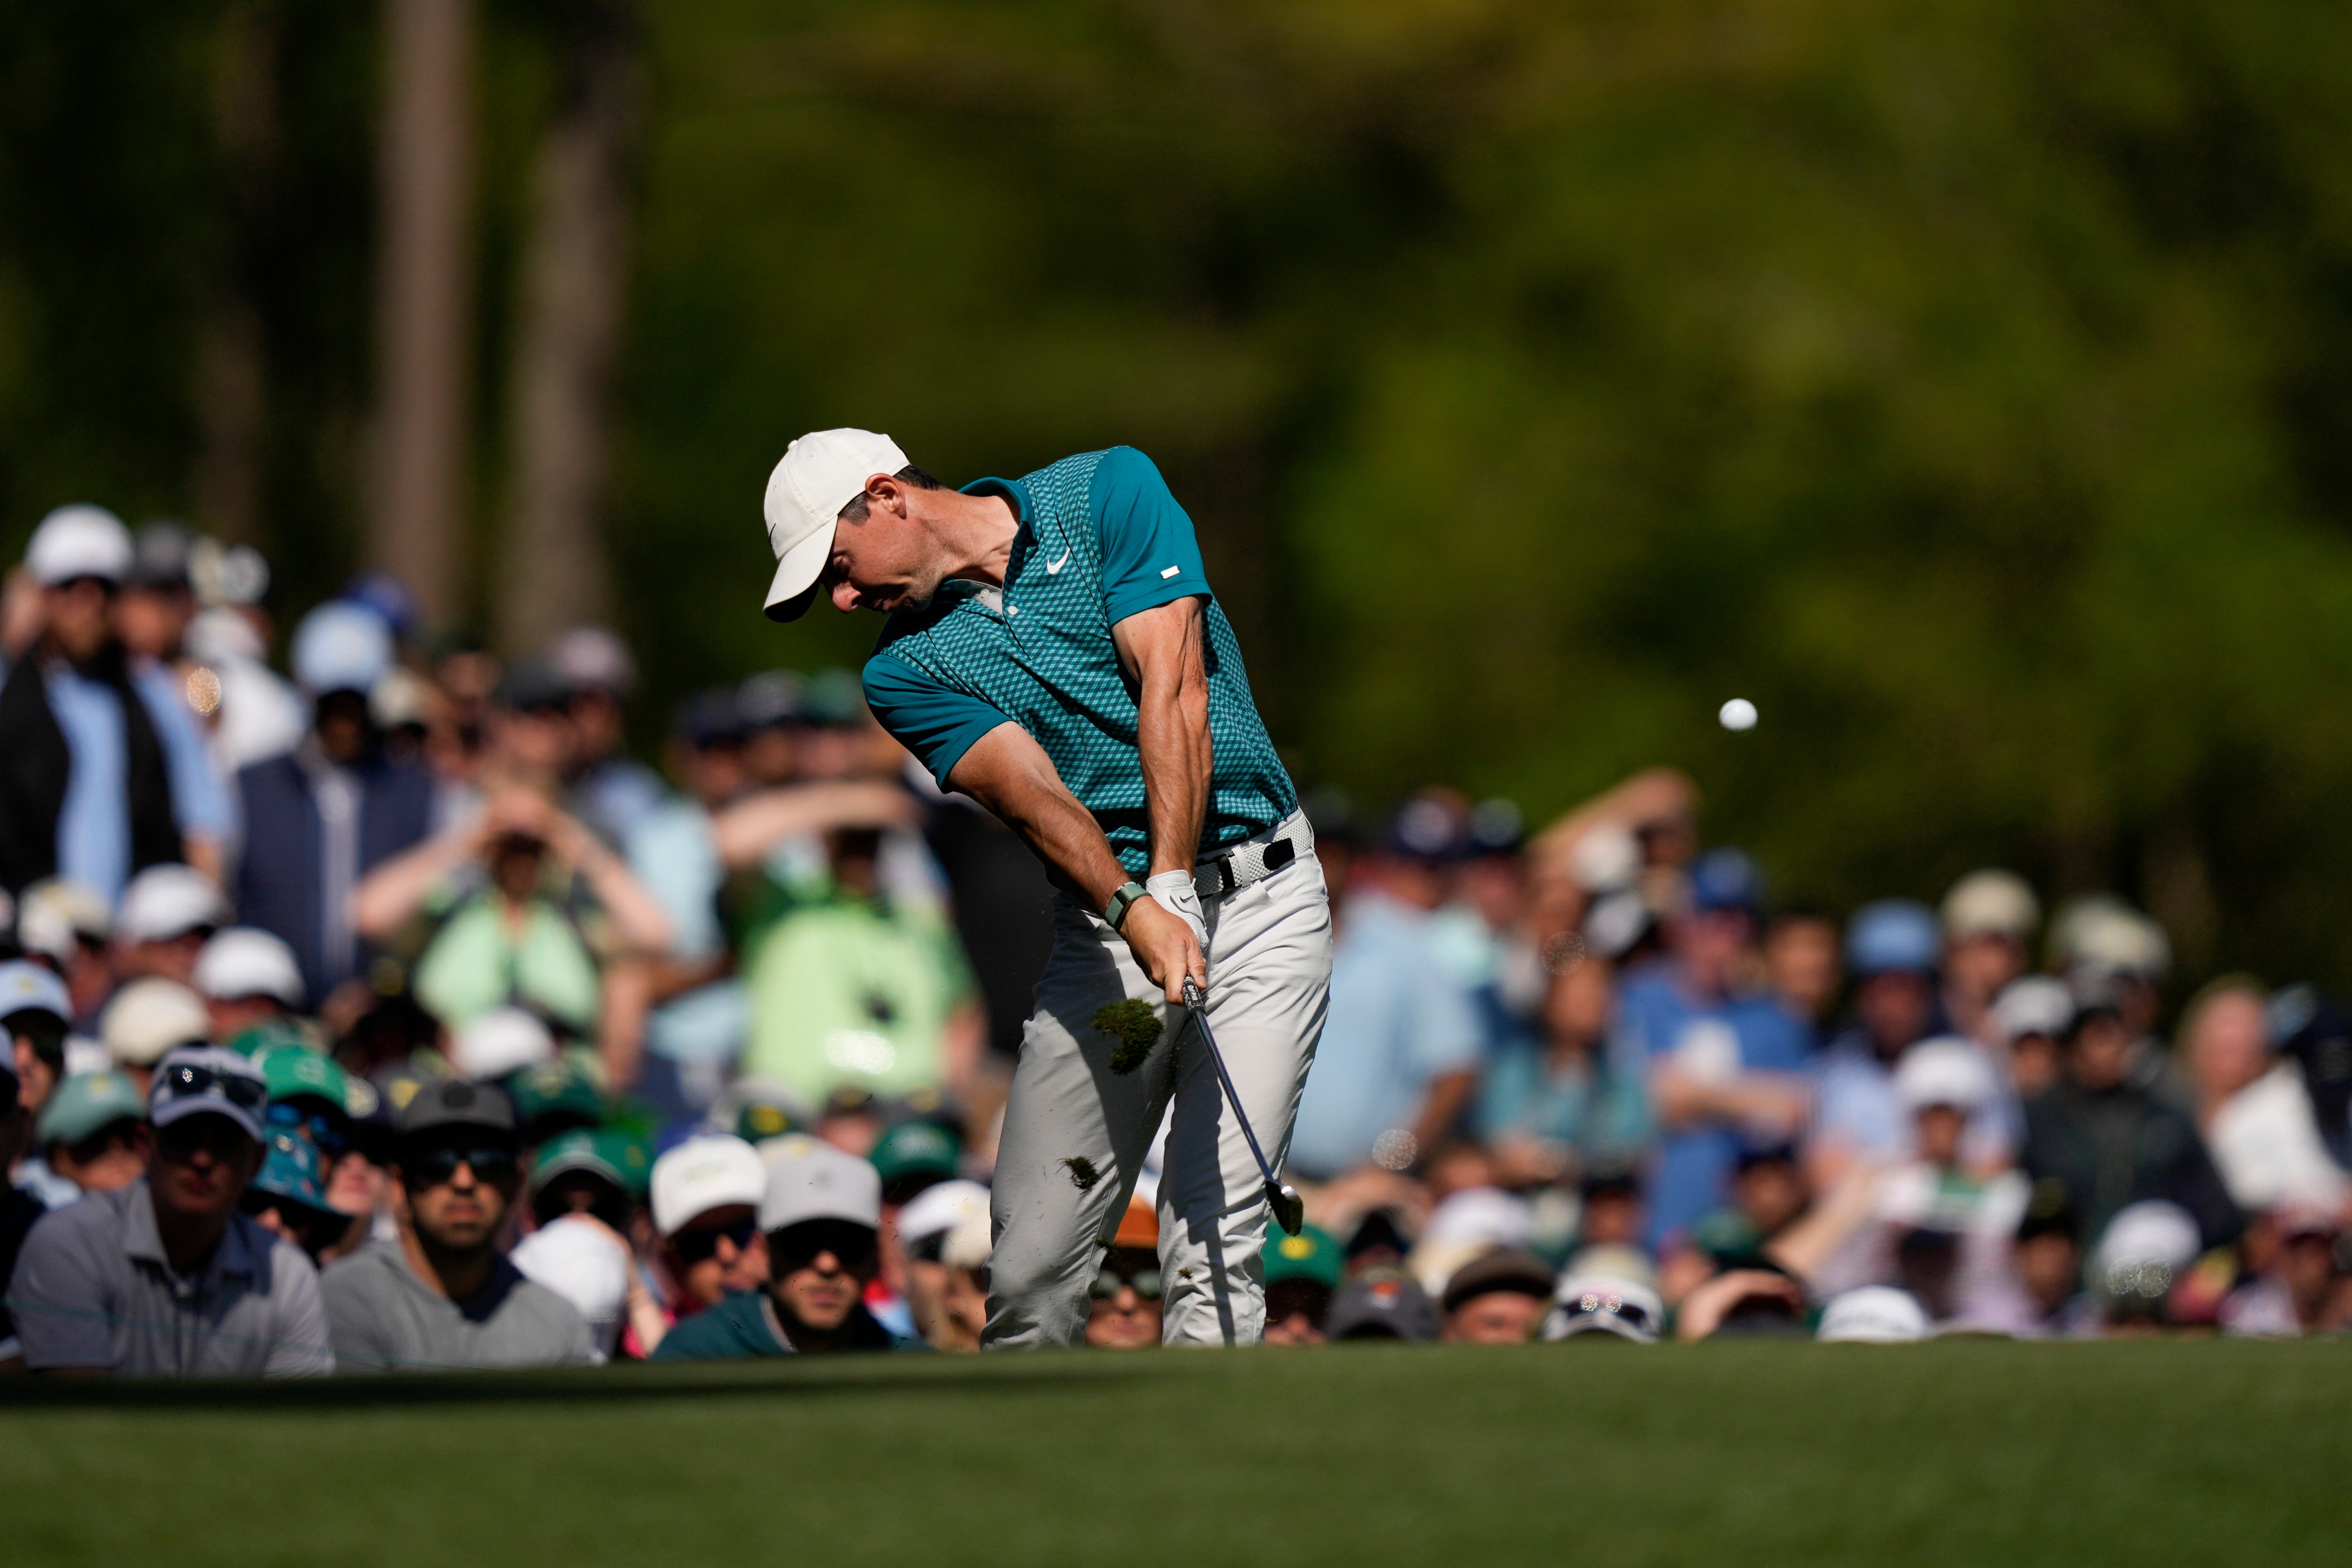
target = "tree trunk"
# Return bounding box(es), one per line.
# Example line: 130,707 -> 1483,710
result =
371,0 -> 476,629
495,0 -> 636,657
191,0 -> 278,545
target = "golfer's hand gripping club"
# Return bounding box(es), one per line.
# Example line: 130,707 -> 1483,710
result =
1182,977 -> 1306,1236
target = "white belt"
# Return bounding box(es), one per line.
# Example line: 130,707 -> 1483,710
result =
1191,811 -> 1313,899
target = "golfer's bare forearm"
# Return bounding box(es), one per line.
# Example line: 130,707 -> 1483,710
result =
1114,599 -> 1212,876
948,723 -> 1133,907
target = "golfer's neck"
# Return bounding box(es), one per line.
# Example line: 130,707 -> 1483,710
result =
941,491 -> 1020,588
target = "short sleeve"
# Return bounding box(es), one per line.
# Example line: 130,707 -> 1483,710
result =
1090,447 -> 1212,625
261,1241 -> 336,1378
862,656 -> 1014,789
9,1210 -> 115,1370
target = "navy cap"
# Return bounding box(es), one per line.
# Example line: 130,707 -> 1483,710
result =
737,670 -> 806,732
495,659 -> 572,714
1384,797 -> 1465,862
1689,848 -> 1766,915
672,688 -> 747,750
1847,899 -> 1941,976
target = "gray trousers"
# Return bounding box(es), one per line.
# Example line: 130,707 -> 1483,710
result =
983,828 -> 1331,1348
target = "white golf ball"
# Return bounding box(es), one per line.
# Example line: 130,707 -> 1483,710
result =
1719,698 -> 1758,732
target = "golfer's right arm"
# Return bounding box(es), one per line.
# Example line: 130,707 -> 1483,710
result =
948,722 -> 1203,1000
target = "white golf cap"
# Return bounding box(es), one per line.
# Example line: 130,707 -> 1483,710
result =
25,505 -> 134,586
17,878 -> 110,963
1941,869 -> 2039,941
101,978 -> 213,1066
760,428 -> 910,623
1544,1273 -> 1665,1344
650,1134 -> 769,1237
192,926 -> 305,1008
116,864 -> 226,945
0,959 -> 72,1026
896,1177 -> 990,1249
1992,974 -> 2075,1041
450,1005 -> 556,1081
941,1207 -> 992,1271
1893,1036 -> 1996,1112
291,601 -> 394,696
758,1139 -> 882,1233
1817,1286 -> 1930,1343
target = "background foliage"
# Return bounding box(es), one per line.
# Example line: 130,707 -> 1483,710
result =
8,0 -> 2352,987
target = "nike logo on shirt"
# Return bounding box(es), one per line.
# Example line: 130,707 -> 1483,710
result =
1045,551 -> 1071,575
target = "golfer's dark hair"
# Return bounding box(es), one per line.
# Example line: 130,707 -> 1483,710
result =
836,464 -> 943,523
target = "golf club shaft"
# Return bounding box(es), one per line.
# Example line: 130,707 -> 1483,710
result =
1182,978 -> 1280,1188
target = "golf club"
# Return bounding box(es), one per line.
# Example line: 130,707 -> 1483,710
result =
1181,976 -> 1306,1236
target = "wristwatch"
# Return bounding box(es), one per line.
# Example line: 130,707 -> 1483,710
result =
1104,880 -> 1148,930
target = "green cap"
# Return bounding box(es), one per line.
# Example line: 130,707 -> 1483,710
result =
509,1057 -> 605,1135
35,1070 -> 146,1148
531,1126 -> 652,1199
1262,1224 -> 1344,1290
227,1017 -> 317,1060
870,1119 -> 961,1186
1691,1208 -> 1767,1266
254,1045 -> 371,1118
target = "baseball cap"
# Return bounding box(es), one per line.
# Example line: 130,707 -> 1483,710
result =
1992,975 -> 2075,1042
1324,1265 -> 1439,1341
148,1045 -> 268,1142
127,521 -> 194,591
16,878 -> 109,962
34,1070 -> 145,1147
248,1125 -> 334,1216
396,1076 -> 517,1139
291,601 -> 393,697
896,1177 -> 991,1255
101,978 -> 212,1066
340,571 -> 418,640
531,1127 -> 652,1199
192,927 -> 305,1008
1688,847 -> 1766,916
1439,1247 -> 1555,1314
1464,797 -> 1525,858
25,505 -> 134,586
1817,1286 -> 1930,1343
506,1057 -> 604,1141
736,670 -> 806,732
1112,1195 -> 1158,1251
673,688 -> 748,750
450,1007 -> 556,1080
760,429 -> 912,622
758,1140 -> 883,1233
1892,1037 -> 1996,1112
1941,870 -> 2039,942
1544,1273 -> 1665,1344
254,1045 -> 363,1116
2094,1199 -> 2200,1300
548,625 -> 637,696
1262,1225 -> 1344,1291
116,864 -> 225,945
649,1134 -> 769,1237
2050,895 -> 2172,981
1383,796 -> 1465,862
870,1119 -> 961,1189
496,658 -> 572,714
1846,899 -> 1941,976
0,958 -> 73,1029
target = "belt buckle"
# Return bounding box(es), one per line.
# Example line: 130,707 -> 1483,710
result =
1207,849 -> 1236,897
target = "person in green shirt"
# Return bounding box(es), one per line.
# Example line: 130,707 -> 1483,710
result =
653,1140 -> 921,1359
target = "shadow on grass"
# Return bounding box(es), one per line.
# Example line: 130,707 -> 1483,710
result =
0,1352 -> 1162,1414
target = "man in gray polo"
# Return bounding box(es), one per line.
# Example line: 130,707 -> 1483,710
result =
321,1077 -> 593,1373
757,430 -> 1331,1348
6,1045 -> 333,1376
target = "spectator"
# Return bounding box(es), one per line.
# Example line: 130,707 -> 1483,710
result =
734,671 -> 805,790
1323,1263 -> 1440,1341
1290,799 -> 1486,1180
510,1214 -> 647,1361
1939,871 -> 2039,1049
1087,1198 -> 1164,1350
2181,978 -> 2347,1216
2,958 -> 73,1125
1262,1224 -> 1345,1345
112,862 -> 224,986
1992,975 -> 2074,1100
33,1070 -> 146,1195
2024,993 -> 2240,1254
527,1127 -> 650,1236
1479,939 -> 1646,1188
649,1134 -> 772,1316
321,1078 -> 595,1372
1542,1273 -> 1665,1343
115,522 -> 198,668
1966,1178 -> 2098,1338
1811,902 -> 2014,1188
617,690 -> 753,1118
2052,897 -> 2175,1097
1562,1164 -> 1652,1282
233,603 -> 437,1013
2267,986 -> 2352,1169
253,1045 -> 377,1260
1815,1286 -> 1930,1343
896,1176 -> 988,1349
7,1046 -> 332,1375
652,1139 -> 915,1358
2220,1205 -> 2347,1337
240,1125 -> 347,1262
0,506 -> 232,901
190,926 -> 308,1049
1763,907 -> 1842,1041
352,785 -> 671,1044
547,626 -> 666,848
1619,849 -> 1809,1250
181,601 -> 306,778
935,1204 -> 992,1353
98,978 -> 212,1099
1439,1247 -> 1553,1343
449,1005 -> 558,1083
15,877 -> 114,1029
2089,1199 -> 2201,1333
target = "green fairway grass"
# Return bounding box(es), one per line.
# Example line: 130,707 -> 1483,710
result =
4,1340 -> 2346,1566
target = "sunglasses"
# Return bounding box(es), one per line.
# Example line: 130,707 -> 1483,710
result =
1091,1264 -> 1162,1302
158,1116 -> 256,1161
401,1144 -> 519,1189
771,1220 -> 878,1274
671,1216 -> 761,1265
157,1060 -> 267,1112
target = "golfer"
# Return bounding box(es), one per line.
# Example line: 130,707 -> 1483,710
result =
757,429 -> 1330,1347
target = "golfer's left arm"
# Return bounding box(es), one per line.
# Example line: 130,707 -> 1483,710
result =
1112,596 -> 1212,881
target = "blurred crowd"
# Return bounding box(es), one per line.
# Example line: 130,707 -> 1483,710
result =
3,502 -> 2348,1376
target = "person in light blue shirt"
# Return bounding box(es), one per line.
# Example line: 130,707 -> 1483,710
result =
1623,850 -> 1811,1252
0,507 -> 231,904
1290,801 -> 1486,1181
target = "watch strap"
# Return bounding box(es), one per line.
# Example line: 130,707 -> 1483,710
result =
1104,880 -> 1148,930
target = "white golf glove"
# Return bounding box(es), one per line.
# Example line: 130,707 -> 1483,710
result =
1144,869 -> 1210,956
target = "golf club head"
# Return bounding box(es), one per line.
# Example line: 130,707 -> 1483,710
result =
1266,1180 -> 1306,1236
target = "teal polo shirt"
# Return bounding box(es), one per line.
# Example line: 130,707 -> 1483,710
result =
863,446 -> 1296,877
